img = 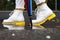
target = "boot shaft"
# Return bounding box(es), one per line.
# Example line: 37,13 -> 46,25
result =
36,5 -> 53,20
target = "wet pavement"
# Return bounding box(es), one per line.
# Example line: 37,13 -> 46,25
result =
0,28 -> 60,40
0,11 -> 60,40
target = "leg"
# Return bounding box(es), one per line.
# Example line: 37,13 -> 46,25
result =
3,0 -> 25,30
32,0 -> 56,24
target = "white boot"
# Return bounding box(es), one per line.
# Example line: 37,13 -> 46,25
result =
32,0 -> 56,24
3,0 -> 25,30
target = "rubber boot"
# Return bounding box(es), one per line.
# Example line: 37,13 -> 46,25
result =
32,0 -> 56,25
3,0 -> 25,30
